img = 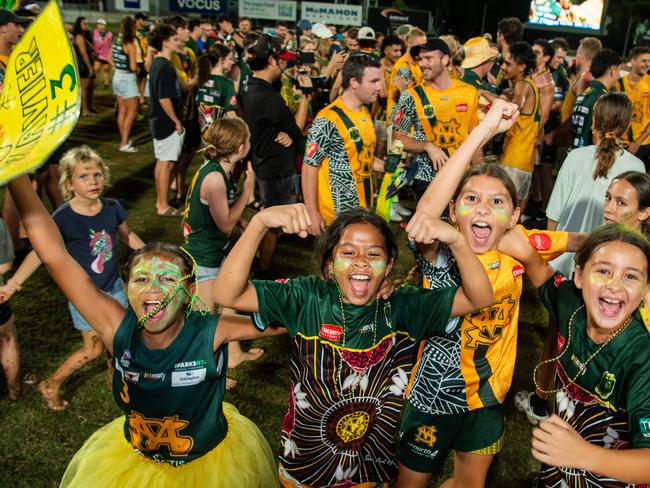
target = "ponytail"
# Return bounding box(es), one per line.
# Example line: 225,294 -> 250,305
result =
197,52 -> 214,87
592,93 -> 632,180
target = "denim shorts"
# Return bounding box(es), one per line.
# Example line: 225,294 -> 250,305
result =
196,264 -> 221,283
68,278 -> 128,332
112,70 -> 139,100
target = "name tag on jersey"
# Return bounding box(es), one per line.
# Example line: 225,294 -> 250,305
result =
456,103 -> 468,112
171,368 -> 206,387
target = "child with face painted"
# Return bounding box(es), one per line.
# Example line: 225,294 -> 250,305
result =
213,202 -> 493,486
520,225 -> 650,487
0,146 -> 144,411
6,174 -> 279,487
395,100 -> 581,488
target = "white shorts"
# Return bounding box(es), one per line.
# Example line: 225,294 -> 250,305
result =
112,70 -> 139,99
153,130 -> 185,162
501,165 -> 532,203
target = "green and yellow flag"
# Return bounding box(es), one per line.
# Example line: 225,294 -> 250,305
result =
0,1 -> 79,184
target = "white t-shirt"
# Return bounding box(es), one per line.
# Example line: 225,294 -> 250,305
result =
546,145 -> 644,275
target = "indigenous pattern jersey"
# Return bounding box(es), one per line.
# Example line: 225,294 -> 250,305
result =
617,75 -> 650,145
502,78 -> 542,172
112,310 -> 228,465
172,48 -> 199,121
571,80 -> 608,150
386,54 -> 422,124
252,276 -> 457,486
392,79 -> 479,182
538,273 -> 650,488
195,74 -> 237,130
408,227 -> 567,414
305,97 -> 376,225
182,160 -> 234,268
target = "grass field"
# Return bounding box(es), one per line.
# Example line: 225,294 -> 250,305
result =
0,88 -> 549,487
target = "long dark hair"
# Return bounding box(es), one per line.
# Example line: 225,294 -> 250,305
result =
592,93 -> 633,179
121,16 -> 136,44
318,209 -> 398,278
197,44 -> 231,87
613,171 -> 650,233
72,17 -> 86,37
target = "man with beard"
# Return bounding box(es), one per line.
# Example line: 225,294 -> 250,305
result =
618,46 -> 650,167
302,55 -> 382,235
391,38 -> 479,200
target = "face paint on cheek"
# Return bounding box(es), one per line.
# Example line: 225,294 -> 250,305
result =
456,204 -> 472,217
369,260 -> 387,276
334,258 -> 353,272
494,208 -> 510,224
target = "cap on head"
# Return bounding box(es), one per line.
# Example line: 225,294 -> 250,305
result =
297,18 -> 312,31
96,18 -> 107,25
358,26 -> 376,40
312,22 -> 332,39
462,36 -> 498,68
410,37 -> 451,58
0,8 -> 32,27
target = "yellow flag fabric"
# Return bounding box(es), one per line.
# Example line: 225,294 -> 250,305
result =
0,1 -> 79,184
375,170 -> 399,222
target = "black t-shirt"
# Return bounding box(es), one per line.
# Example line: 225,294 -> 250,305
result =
240,77 -> 302,181
148,57 -> 181,140
53,198 -> 127,291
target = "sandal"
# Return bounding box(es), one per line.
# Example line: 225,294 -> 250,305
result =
514,390 -> 549,426
22,373 -> 37,385
156,207 -> 181,217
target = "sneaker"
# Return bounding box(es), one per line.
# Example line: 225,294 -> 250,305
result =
389,206 -> 403,222
393,201 -> 412,217
514,390 -> 549,426
119,144 -> 138,153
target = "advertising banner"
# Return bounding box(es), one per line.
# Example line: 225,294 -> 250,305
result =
0,1 -> 80,184
169,0 -> 227,15
115,0 -> 150,11
301,2 -> 362,26
239,0 -> 296,21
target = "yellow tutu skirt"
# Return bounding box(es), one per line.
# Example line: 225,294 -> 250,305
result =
60,402 -> 278,488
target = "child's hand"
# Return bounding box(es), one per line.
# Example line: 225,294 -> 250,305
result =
243,161 -> 256,196
532,414 -> 591,471
0,284 -> 16,303
498,226 -> 535,262
406,213 -> 460,246
376,278 -> 396,300
256,204 -> 311,237
481,99 -> 519,136
275,131 -> 293,147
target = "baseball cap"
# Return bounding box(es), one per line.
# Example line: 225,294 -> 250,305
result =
0,8 -> 32,26
395,24 -> 413,37
96,18 -> 107,25
358,26 -> 375,40
462,37 -> 498,69
297,19 -> 312,31
410,37 -> 451,58
312,22 -> 332,39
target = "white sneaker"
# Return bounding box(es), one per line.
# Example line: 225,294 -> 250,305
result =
514,390 -> 549,426
393,201 -> 412,217
389,206 -> 403,222
119,144 -> 138,153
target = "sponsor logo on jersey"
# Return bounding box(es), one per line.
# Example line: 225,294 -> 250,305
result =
275,278 -> 289,284
120,349 -> 132,367
640,418 -> 650,437
455,103 -> 468,112
512,265 -> 525,278
144,372 -> 166,381
528,232 -> 552,250
124,370 -> 140,383
174,359 -> 206,369
171,368 -> 207,387
394,111 -> 404,125
557,332 -> 565,351
229,95 -> 237,106
554,274 -> 567,287
319,324 -> 343,341
306,142 -> 318,158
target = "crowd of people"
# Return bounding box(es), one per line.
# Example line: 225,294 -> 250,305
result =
1,4 -> 650,488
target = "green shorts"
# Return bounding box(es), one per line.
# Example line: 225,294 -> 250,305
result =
397,402 -> 504,473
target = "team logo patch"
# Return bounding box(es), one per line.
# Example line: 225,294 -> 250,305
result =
595,371 -> 616,400
423,104 -> 435,119
640,418 -> 650,438
182,222 -> 192,238
275,278 -> 289,284
528,232 -> 552,251
414,425 -> 437,447
455,103 -> 468,112
319,324 -> 343,341
349,126 -> 361,143
124,370 -> 140,384
394,111 -> 404,125
557,333 -> 565,351
229,95 -> 237,105
306,143 -> 318,158
120,349 -> 132,368
512,265 -> 525,278
554,274 -> 567,287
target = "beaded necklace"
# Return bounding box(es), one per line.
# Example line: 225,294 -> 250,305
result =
533,304 -> 633,395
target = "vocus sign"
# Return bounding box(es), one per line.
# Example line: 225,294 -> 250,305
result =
169,0 -> 226,14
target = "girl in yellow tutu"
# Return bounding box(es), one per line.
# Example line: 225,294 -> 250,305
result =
6,174 -> 279,488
